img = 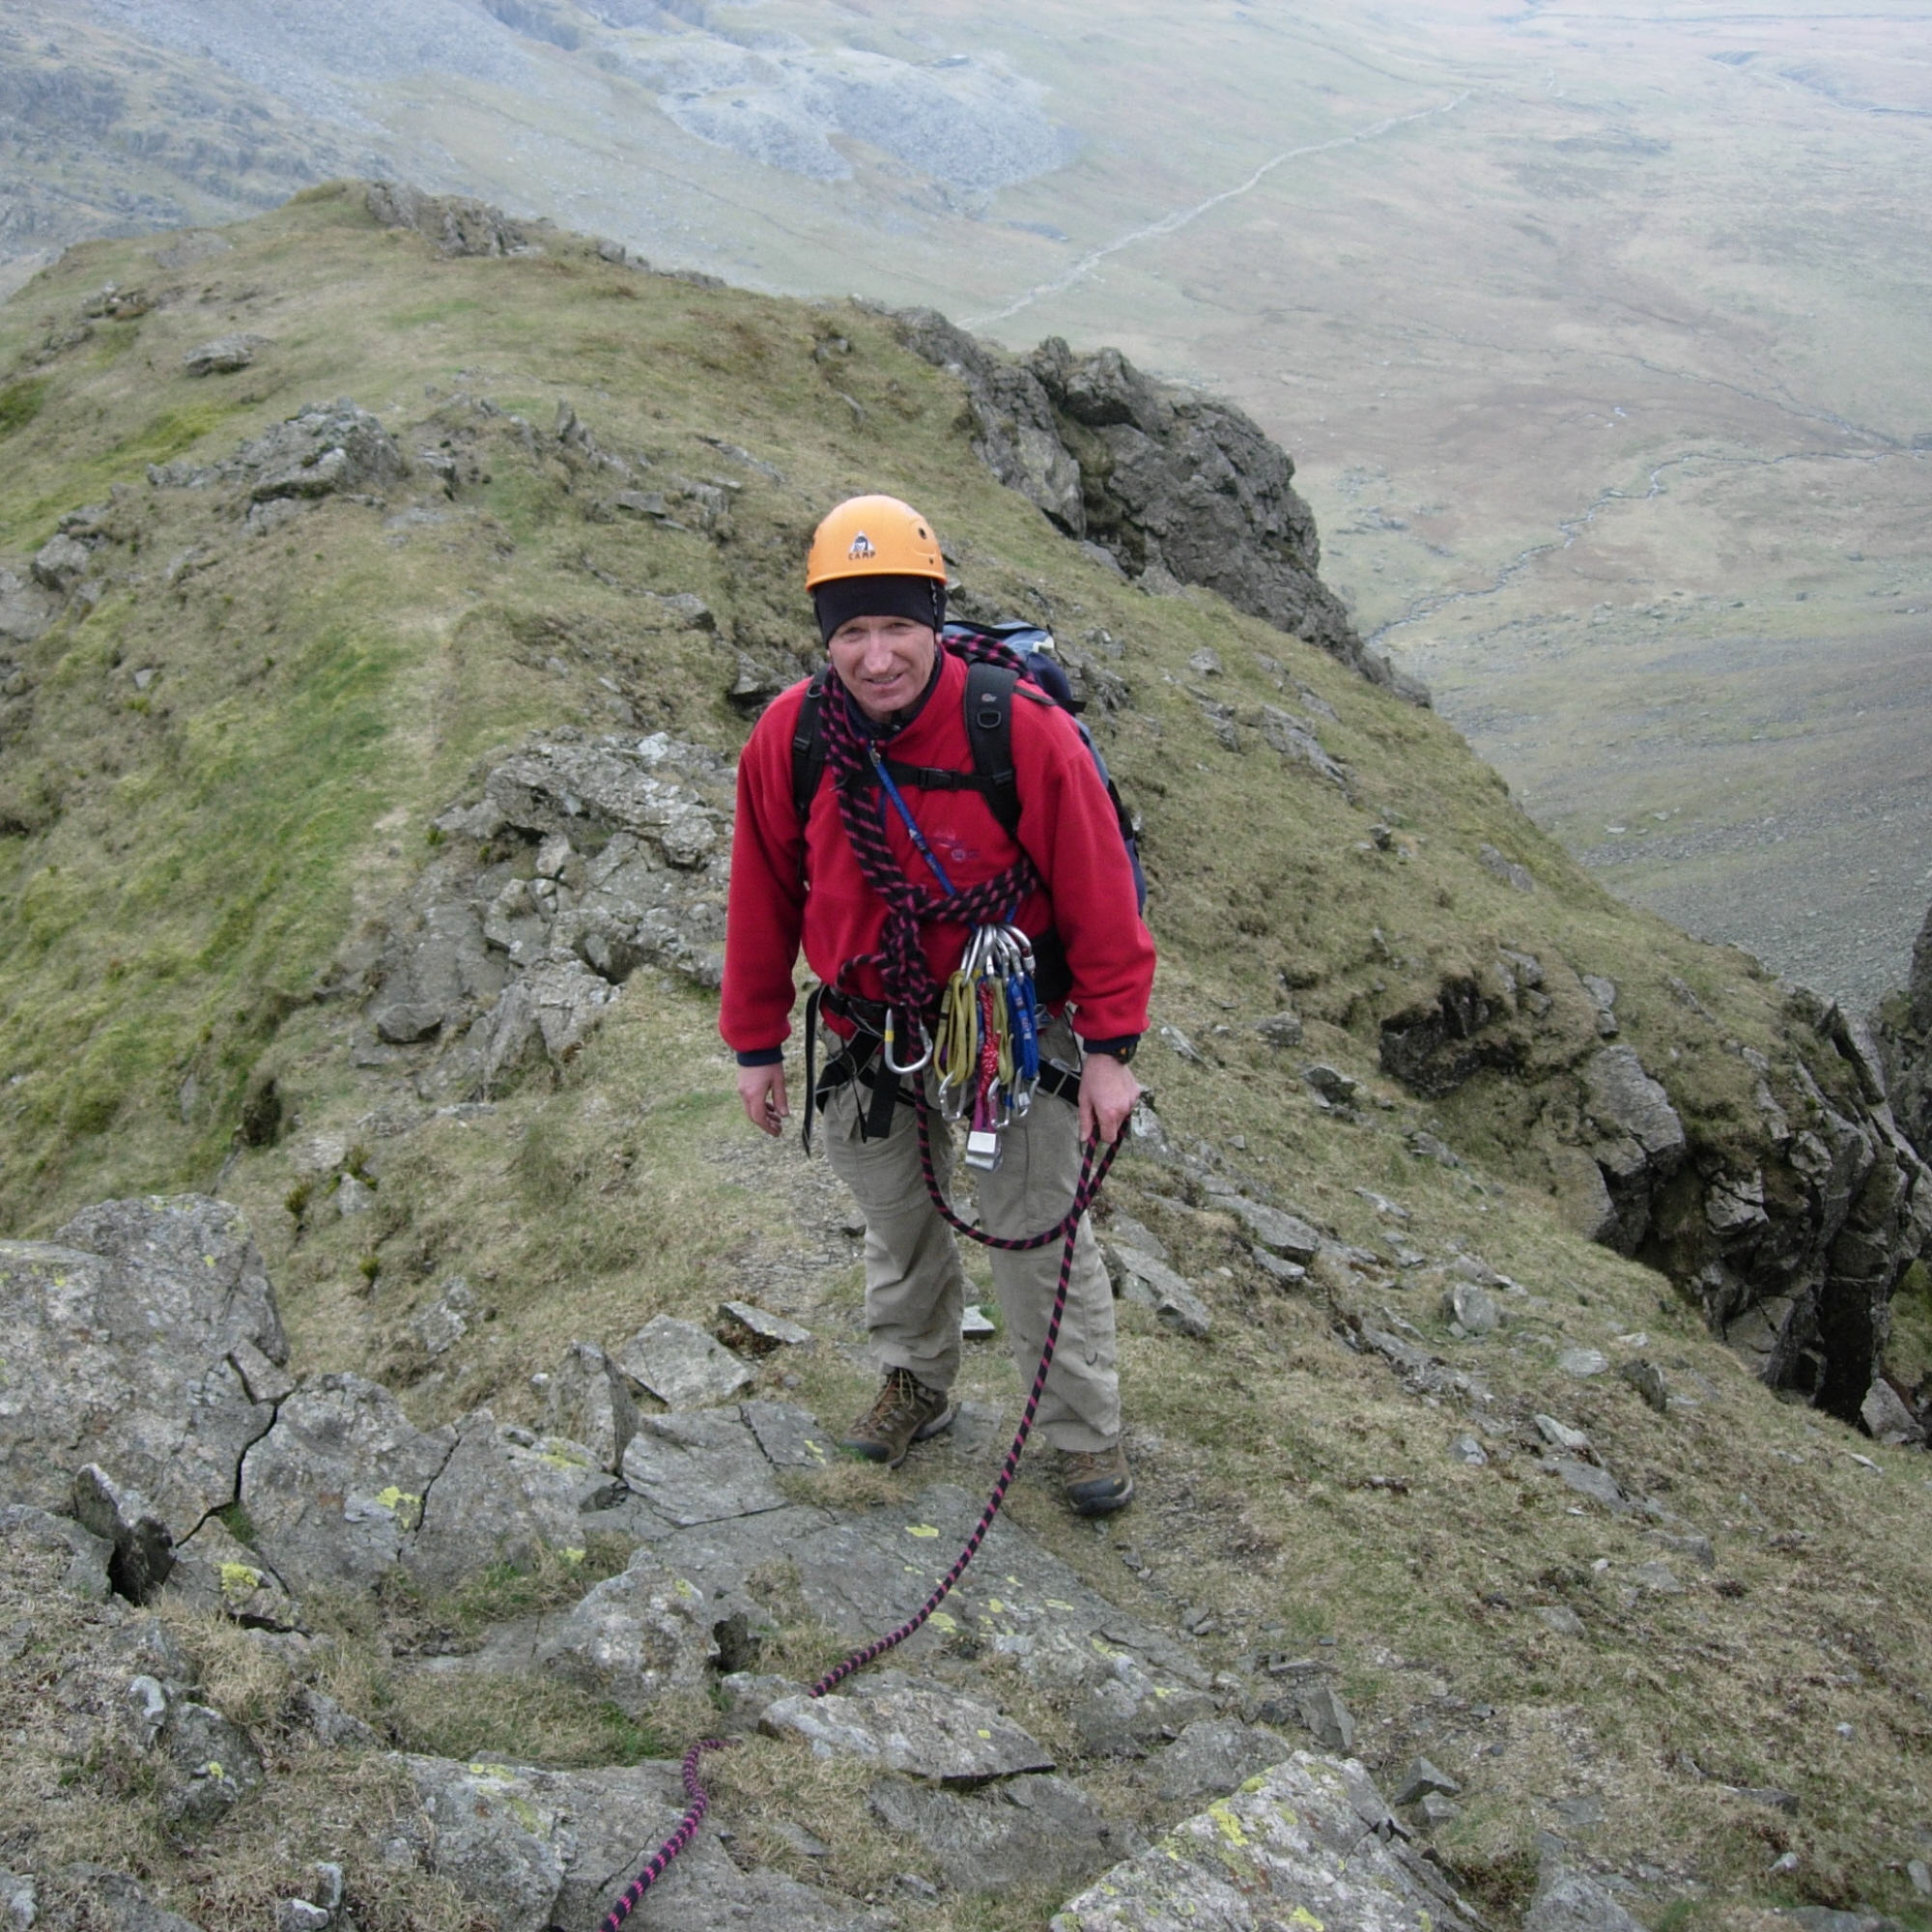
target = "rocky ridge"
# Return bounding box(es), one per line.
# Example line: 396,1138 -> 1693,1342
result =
339,712 -> 1931,1428
891,306 -> 1416,699
0,1190 -> 1611,1932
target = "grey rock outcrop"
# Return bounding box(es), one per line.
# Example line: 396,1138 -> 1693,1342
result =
1524,1864 -> 1648,1932
618,1409 -> 787,1525
1876,899 -> 1932,1165
406,1415 -> 612,1592
542,1340 -> 640,1472
391,1754 -> 884,1932
239,1373 -> 455,1593
1378,956 -> 1930,1414
148,398 -> 407,503
761,1676 -> 1054,1780
612,1314 -> 754,1406
1149,1718 -> 1290,1802
893,310 -> 1415,696
366,181 -> 538,257
162,1514 -> 297,1628
337,730 -> 733,1099
870,1773 -> 1122,1894
533,1546 -> 716,1712
159,1700 -> 266,1831
71,1465 -> 176,1604
1050,1749 -> 1477,1932
182,333 -> 269,377
0,1196 -> 288,1544
0,1503 -> 113,1600
1581,1045 -> 1689,1253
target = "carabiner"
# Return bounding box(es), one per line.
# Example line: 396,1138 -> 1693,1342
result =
883,1007 -> 932,1075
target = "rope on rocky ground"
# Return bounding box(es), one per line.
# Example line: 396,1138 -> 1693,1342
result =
597,1102 -> 1123,1928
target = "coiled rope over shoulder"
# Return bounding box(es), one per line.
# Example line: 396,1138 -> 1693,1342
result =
816,631 -> 1041,1024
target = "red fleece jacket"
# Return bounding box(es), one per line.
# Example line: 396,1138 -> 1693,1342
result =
721,651 -> 1154,1056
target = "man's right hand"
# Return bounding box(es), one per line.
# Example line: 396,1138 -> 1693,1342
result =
736,1063 -> 790,1137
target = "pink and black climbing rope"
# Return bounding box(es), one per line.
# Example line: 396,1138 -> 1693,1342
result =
598,632 -> 1126,1927
597,1106 -> 1124,1929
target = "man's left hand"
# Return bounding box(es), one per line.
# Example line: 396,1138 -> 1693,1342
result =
1078,1053 -> 1142,1147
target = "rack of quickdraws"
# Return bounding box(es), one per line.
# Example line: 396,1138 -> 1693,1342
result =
865,742 -> 1041,1174
935,923 -> 1039,1171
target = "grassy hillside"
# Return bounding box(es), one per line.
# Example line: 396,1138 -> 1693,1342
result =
2,185 -> 1930,1932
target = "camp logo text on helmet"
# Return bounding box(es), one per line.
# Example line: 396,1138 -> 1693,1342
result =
848,531 -> 876,560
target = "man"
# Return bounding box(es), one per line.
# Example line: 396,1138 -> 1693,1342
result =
721,494 -> 1154,1516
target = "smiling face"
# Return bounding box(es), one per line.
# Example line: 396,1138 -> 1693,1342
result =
826,611 -> 939,723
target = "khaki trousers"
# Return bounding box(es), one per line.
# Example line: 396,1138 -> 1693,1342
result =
819,1015 -> 1122,1454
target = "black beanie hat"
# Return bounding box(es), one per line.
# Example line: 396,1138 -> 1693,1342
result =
813,572 -> 946,645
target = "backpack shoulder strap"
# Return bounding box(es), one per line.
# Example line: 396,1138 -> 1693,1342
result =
790,668 -> 833,829
963,660 -> 1022,836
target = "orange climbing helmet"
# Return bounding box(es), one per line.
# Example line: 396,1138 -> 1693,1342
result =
805,494 -> 946,589
805,494 -> 948,642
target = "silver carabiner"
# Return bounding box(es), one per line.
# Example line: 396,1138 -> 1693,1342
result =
883,1008 -> 932,1075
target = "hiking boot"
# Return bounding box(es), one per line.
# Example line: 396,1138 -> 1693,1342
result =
841,1367 -> 955,1468
1062,1442 -> 1134,1517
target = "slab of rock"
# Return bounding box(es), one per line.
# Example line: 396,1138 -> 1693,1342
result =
1535,1415 -> 1592,1454
1392,1757 -> 1461,1806
1151,1719 -> 1289,1802
1861,1378 -> 1926,1446
408,1276 -> 475,1356
1549,1459 -> 1630,1514
534,1547 -> 715,1715
1585,1047 -> 1687,1166
1618,1357 -> 1670,1412
717,1301 -> 812,1351
1630,1561 -> 1684,1595
1536,1605 -> 1586,1637
762,1677 -> 1053,1781
1524,1865 -> 1647,1932
162,1512 -> 296,1628
1297,1684 -> 1355,1753
182,333 -> 268,376
1557,1348 -> 1610,1379
159,1700 -> 266,1831
393,1753 -> 882,1932
1051,1749 -> 1478,1932
1441,1282 -> 1499,1335
620,1409 -> 787,1525
240,1373 -> 455,1593
739,1400 -> 833,1468
870,1772 -> 1122,1893
542,1340 -> 641,1473
0,1196 -> 287,1544
769,1483 -> 1207,1691
613,1315 -> 754,1406
409,1416 -> 611,1592
1105,1247 -> 1212,1337
1218,1197 -> 1324,1262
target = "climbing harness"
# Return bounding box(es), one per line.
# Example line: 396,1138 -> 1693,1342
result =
596,1106 -> 1125,1930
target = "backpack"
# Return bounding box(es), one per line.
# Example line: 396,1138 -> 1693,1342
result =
789,620 -> 1147,913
